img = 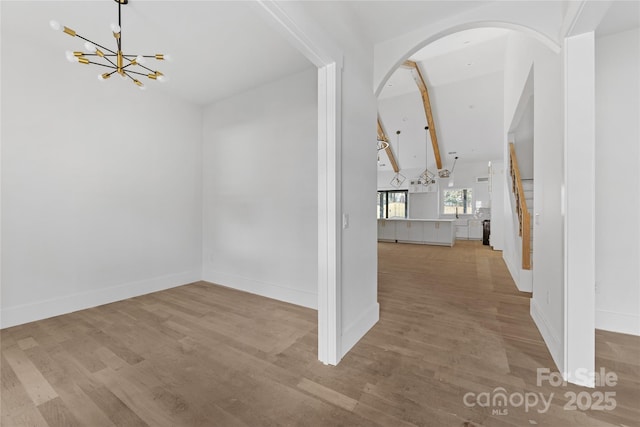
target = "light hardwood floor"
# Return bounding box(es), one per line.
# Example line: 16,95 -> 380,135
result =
1,241 -> 638,426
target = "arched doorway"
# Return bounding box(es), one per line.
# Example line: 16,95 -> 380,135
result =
374,17 -> 595,387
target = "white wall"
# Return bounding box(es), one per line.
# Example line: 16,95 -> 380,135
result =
438,161 -> 492,216
201,67 -> 318,309
504,31 -> 565,368
274,1 -> 380,358
380,159 -> 492,221
409,192 -> 439,219
1,30 -> 203,328
595,28 -> 640,336
3,0 -> 380,365
489,161 -> 505,250
510,95 -> 535,180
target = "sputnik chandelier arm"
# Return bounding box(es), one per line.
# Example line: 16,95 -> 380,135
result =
49,0 -> 170,90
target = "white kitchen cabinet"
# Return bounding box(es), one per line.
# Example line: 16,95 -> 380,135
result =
409,222 -> 425,242
468,219 -> 483,240
377,219 -> 455,247
395,220 -> 411,241
378,219 -> 396,241
455,224 -> 469,239
423,221 -> 437,243
395,220 -> 424,243
435,221 -> 455,245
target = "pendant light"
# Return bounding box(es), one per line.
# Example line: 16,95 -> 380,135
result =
390,130 -> 405,188
420,125 -> 437,186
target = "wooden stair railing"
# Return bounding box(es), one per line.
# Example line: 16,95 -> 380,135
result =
509,143 -> 532,270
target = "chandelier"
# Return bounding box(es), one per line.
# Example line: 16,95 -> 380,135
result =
377,139 -> 389,151
390,130 -> 405,188
49,0 -> 169,90
420,125 -> 437,185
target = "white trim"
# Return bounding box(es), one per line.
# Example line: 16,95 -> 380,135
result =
317,63 -> 342,365
596,310 -> 640,336
254,0 -> 343,366
375,21 -> 560,97
518,269 -> 533,293
562,0 -> 614,38
0,270 -> 200,329
503,254 -> 532,292
561,0 -> 587,37
503,251 -> 520,289
253,0 -> 342,69
530,298 -> 563,371
341,303 -> 379,358
202,270 -> 317,310
563,32 -> 596,388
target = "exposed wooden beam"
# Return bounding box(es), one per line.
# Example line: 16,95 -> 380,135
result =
377,116 -> 399,173
401,60 -> 443,170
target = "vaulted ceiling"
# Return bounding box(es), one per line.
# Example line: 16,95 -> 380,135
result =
377,28 -> 511,175
374,0 -> 639,177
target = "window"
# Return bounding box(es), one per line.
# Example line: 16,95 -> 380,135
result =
377,190 -> 408,219
443,188 -> 473,215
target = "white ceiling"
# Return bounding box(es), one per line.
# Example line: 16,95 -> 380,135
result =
3,0 -> 637,109
596,0 -> 640,37
377,27 -> 511,174
379,28 -> 510,99
1,1 -> 313,106
345,1 -> 493,44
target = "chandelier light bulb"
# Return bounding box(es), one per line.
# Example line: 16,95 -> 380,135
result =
163,54 -> 172,62
84,42 -> 97,53
157,74 -> 168,83
52,1 -> 167,91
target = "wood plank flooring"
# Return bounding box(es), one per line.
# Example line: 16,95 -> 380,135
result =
1,240 -> 638,426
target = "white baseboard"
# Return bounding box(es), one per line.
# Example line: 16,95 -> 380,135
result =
0,270 -> 201,329
503,251 -> 520,286
202,268 -> 317,310
503,251 -> 532,292
519,269 -> 533,292
341,302 -> 380,359
596,309 -> 640,336
530,298 -> 563,372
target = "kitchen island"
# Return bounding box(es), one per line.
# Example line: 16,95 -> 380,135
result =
378,218 -> 456,247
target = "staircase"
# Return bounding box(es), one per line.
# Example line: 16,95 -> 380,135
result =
509,143 -> 532,270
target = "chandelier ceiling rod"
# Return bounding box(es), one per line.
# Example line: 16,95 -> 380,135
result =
50,0 -> 170,90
